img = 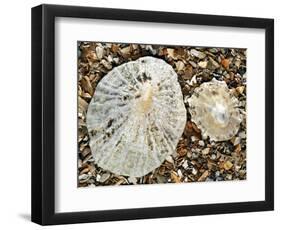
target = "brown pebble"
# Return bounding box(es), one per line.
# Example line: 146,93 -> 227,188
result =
183,65 -> 193,80
178,148 -> 188,157
198,171 -> 209,181
221,58 -> 230,69
80,167 -> 90,175
236,86 -> 245,95
171,171 -> 181,183
111,44 -> 119,53
191,122 -> 201,133
235,144 -> 241,153
184,121 -> 193,136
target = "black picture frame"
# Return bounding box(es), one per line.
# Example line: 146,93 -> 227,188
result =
31,4 -> 274,225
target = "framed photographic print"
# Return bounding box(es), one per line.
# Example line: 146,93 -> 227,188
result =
31,4 -> 274,225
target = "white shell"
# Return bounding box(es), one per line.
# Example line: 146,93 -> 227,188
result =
188,78 -> 242,142
86,57 -> 186,177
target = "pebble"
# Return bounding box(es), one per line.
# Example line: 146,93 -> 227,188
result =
202,148 -> 210,155
238,101 -> 246,107
113,57 -> 119,64
167,48 -> 176,59
128,177 -> 137,184
87,157 -> 95,162
156,175 -> 167,183
96,46 -> 104,59
191,122 -> 201,133
226,174 -> 233,180
232,137 -> 241,146
198,170 -> 209,181
106,55 -> 113,63
209,57 -> 220,69
208,48 -> 219,53
171,171 -> 181,183
190,49 -> 206,59
177,169 -> 183,178
198,140 -> 205,147
235,59 -> 241,68
145,45 -> 157,55
182,160 -> 188,169
239,131 -> 246,139
211,154 -> 217,160
120,46 -> 131,56
96,174 -> 101,182
239,169 -> 246,177
184,95 -> 189,104
198,61 -> 208,68
100,59 -> 112,69
235,165 -> 241,171
80,167 -> 89,175
192,152 -> 199,159
221,58 -> 230,69
191,136 -> 198,142
189,61 -> 197,68
176,61 -> 185,71
216,177 -> 223,181
188,75 -> 197,86
192,167 -> 198,175
235,144 -> 241,153
99,172 -> 110,183
236,86 -> 245,95
79,174 -> 89,180
194,148 -> 201,153
224,161 -> 233,170
78,159 -> 82,168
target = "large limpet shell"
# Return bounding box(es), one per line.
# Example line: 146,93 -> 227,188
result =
188,78 -> 242,142
86,57 -> 186,177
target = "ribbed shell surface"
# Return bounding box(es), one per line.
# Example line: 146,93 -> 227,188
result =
86,57 -> 186,177
188,78 -> 242,142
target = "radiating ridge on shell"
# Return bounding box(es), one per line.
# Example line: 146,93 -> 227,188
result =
86,57 -> 187,177
187,78 -> 242,142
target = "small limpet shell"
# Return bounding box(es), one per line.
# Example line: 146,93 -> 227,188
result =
188,78 -> 242,142
86,57 -> 186,177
